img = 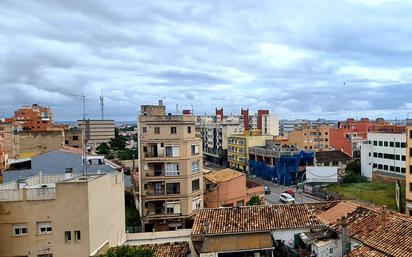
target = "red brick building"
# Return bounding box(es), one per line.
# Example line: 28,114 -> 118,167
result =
329,118 -> 405,157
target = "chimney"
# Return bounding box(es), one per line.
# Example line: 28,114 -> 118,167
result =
341,217 -> 348,256
158,100 -> 163,106
382,206 -> 388,231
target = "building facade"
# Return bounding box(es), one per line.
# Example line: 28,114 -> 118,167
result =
405,120 -> 412,216
203,168 -> 264,208
361,132 -> 406,180
5,104 -> 67,132
287,123 -> 331,151
76,119 -> 115,147
0,172 -> 125,257
228,133 -> 272,172
138,101 -> 203,231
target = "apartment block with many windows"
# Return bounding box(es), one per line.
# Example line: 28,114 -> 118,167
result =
138,101 -> 203,231
287,123 -> 331,151
361,132 -> 406,180
0,172 -> 125,257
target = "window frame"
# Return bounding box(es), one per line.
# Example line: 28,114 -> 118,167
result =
37,222 -> 52,235
12,223 -> 28,236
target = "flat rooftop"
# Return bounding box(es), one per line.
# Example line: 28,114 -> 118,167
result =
204,168 -> 244,184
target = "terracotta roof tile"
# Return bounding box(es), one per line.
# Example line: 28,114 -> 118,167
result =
192,204 -> 324,235
346,245 -> 388,257
136,242 -> 189,257
318,201 -> 358,224
204,168 -> 244,184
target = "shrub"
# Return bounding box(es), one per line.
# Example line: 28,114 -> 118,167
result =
101,245 -> 154,257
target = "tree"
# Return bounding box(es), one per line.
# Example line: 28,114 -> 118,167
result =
346,161 -> 361,175
119,149 -> 134,160
344,160 -> 365,183
101,245 -> 154,257
96,143 -> 110,155
247,196 -> 261,206
109,137 -> 126,150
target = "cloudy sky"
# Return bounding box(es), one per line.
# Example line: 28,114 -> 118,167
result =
1,0 -> 412,121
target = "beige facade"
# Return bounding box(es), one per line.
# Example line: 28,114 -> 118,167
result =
77,119 -> 115,147
287,123 -> 331,151
0,123 -> 16,167
138,101 -> 203,232
228,133 -> 272,172
15,131 -> 65,158
64,129 -> 83,149
406,120 -> 412,215
0,173 -> 125,257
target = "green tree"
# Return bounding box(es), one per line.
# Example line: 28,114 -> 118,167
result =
118,149 -> 134,160
96,143 -> 110,155
344,160 -> 365,183
247,196 -> 261,206
109,137 -> 126,150
101,245 -> 154,257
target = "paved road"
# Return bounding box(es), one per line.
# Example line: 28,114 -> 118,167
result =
249,176 -> 321,204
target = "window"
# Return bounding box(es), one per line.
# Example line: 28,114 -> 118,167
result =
390,142 -> 394,147
166,163 -> 179,176
166,183 -> 180,194
378,164 -> 383,169
65,140 -> 69,145
383,165 -> 388,171
191,144 -> 199,155
12,224 -> 27,236
373,152 -> 377,158
390,166 -> 395,172
410,183 -> 412,192
74,230 -> 81,241
378,153 -> 383,158
373,163 -> 377,168
142,127 -> 147,133
166,201 -> 181,214
329,248 -> 334,254
384,141 -> 388,147
396,142 -> 400,148
192,179 -> 200,192
401,168 -> 406,174
396,167 -> 400,173
402,155 -> 406,161
65,231 -> 72,242
373,141 -> 377,146
192,161 -> 200,173
192,196 -> 201,211
72,136 -> 79,141
187,126 -> 192,133
171,127 -> 177,134
37,222 -> 52,235
401,142 -> 406,148
410,130 -> 412,139
166,146 -> 180,157
379,141 -> 383,146
396,155 -> 400,160
154,127 -> 160,134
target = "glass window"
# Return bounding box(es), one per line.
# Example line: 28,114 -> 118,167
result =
74,230 -> 81,241
166,201 -> 181,214
192,196 -> 201,211
191,145 -> 199,155
383,165 -> 388,171
396,155 -> 400,160
402,155 -> 406,161
401,142 -> 406,148
72,136 -> 79,141
401,168 -> 406,174
166,146 -> 179,157
390,142 -> 394,147
396,142 -> 400,148
170,127 -> 177,134
187,126 -> 192,133
378,164 -> 383,169
379,141 -> 383,146
373,152 -> 377,158
384,141 -> 388,147
166,183 -> 180,194
373,141 -> 377,146
191,161 -> 200,173
154,127 -> 160,134
12,224 -> 27,236
166,163 -> 179,176
378,153 -> 383,158
65,231 -> 71,242
192,179 -> 200,192
390,166 -> 395,172
37,222 -> 52,235
142,127 -> 147,133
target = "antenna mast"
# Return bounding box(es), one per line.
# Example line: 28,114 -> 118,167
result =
100,90 -> 104,120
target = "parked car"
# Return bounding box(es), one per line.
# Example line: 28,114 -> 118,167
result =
264,186 -> 271,194
279,193 -> 295,204
283,189 -> 296,197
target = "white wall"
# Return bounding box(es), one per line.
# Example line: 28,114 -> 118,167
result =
271,228 -> 311,248
306,167 -> 338,183
262,114 -> 280,136
361,132 -> 406,179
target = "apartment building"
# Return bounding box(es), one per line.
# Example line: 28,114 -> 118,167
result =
405,120 -> 412,216
0,172 -> 125,257
5,104 -> 67,132
227,133 -> 272,172
64,128 -> 83,149
287,123 -> 331,151
361,132 -> 406,180
138,101 -> 203,231
197,115 -> 244,166
77,119 -> 115,147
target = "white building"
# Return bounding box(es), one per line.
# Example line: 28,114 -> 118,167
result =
261,114 -> 279,136
361,132 -> 406,180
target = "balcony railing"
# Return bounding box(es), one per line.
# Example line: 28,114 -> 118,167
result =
146,189 -> 165,196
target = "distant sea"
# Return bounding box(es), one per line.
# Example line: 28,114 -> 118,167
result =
55,121 -> 137,126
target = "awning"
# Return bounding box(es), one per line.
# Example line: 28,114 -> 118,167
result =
201,233 -> 272,253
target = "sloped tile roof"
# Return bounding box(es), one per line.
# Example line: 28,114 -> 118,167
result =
318,201 -> 358,224
204,168 -> 244,184
137,242 -> 189,257
346,245 -> 388,257
315,150 -> 352,163
192,204 -> 324,235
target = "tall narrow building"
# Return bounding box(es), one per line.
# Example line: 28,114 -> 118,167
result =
406,119 -> 412,215
138,101 -> 203,231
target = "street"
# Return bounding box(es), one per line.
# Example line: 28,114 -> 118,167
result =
249,176 -> 320,204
